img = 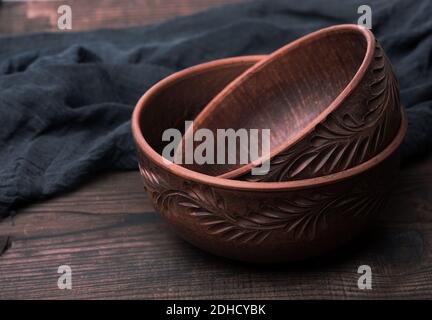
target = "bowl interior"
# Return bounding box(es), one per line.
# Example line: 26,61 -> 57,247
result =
181,28 -> 369,176
134,91 -> 406,192
139,58 -> 261,155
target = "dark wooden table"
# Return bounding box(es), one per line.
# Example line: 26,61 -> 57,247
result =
1,0 -> 431,299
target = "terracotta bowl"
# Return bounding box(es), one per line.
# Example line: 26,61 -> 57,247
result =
132,58 -> 407,262
179,24 -> 402,182
137,56 -> 263,155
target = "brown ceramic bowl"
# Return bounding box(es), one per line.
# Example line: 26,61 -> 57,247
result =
179,24 -> 402,182
137,56 -> 263,155
132,55 -> 407,262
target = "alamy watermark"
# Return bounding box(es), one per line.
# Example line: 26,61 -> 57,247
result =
57,265 -> 72,290
57,5 -> 72,30
357,5 -> 372,29
53,264 -> 371,291
161,121 -> 271,176
357,264 -> 372,290
5,2 -> 371,33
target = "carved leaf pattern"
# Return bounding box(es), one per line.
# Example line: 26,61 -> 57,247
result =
139,164 -> 386,244
243,43 -> 400,182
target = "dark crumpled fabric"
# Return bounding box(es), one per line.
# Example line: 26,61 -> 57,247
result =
0,0 -> 431,217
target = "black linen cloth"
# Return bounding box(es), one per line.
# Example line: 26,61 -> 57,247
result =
0,0 -> 431,217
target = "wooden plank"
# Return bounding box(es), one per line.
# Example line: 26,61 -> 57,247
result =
0,155 -> 431,299
12,171 -> 154,215
0,219 -> 431,299
0,0 -> 247,35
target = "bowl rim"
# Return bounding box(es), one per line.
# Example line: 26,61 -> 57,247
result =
179,24 -> 378,179
132,55 -> 407,191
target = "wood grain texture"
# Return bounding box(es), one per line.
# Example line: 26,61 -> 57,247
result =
0,0 -> 247,35
0,155 -> 432,299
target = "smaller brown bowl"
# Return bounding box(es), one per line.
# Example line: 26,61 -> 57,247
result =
179,24 -> 402,182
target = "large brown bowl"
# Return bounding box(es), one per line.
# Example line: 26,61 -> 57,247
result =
132,56 -> 407,262
179,24 -> 402,182
137,56 -> 263,155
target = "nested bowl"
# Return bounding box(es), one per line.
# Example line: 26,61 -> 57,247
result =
179,24 -> 402,182
137,56 -> 263,156
131,55 -> 407,263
